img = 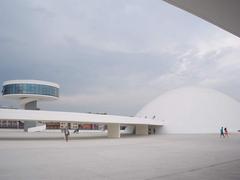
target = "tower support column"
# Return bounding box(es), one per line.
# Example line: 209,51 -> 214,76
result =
23,100 -> 38,132
24,101 -> 37,110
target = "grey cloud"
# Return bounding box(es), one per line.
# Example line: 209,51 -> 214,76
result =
1,0 -> 240,116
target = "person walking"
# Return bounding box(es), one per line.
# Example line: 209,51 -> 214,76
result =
224,127 -> 229,137
220,127 -> 225,138
64,128 -> 70,142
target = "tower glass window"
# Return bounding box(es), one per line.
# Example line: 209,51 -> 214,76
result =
2,84 -> 59,97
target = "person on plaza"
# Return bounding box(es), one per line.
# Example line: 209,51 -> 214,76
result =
224,127 -> 229,137
64,128 -> 70,142
220,126 -> 225,138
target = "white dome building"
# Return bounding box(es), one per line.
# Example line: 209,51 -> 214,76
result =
136,87 -> 240,134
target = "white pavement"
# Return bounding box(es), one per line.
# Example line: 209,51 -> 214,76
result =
0,134 -> 240,180
0,129 -> 107,140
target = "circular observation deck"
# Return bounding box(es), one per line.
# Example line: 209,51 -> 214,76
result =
2,80 -> 59,101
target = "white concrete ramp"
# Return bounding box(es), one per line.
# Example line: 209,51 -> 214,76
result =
0,109 -> 163,126
27,124 -> 46,132
0,108 -> 163,138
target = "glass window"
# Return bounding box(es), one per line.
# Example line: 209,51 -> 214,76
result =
2,84 -> 59,97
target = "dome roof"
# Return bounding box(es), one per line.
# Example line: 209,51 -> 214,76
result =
136,86 -> 240,133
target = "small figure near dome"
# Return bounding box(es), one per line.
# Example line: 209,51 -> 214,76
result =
220,127 -> 225,138
224,127 -> 229,137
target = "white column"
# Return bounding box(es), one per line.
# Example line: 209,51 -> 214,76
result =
107,123 -> 120,138
136,124 -> 148,135
20,98 -> 37,109
20,98 -> 42,132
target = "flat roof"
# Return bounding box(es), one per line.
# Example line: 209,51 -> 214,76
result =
0,108 -> 163,126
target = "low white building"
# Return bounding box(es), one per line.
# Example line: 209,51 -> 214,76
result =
1,80 -> 240,137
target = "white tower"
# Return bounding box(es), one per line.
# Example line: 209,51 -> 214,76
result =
2,80 -> 59,131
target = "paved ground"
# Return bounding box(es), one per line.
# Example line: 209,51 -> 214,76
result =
0,129 -> 107,140
0,132 -> 240,180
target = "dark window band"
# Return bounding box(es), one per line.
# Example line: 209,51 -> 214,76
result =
2,84 -> 59,97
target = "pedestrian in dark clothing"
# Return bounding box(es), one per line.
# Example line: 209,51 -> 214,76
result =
64,128 -> 70,142
220,127 -> 225,138
224,127 -> 229,137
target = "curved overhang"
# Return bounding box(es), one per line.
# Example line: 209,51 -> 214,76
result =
0,109 -> 163,126
2,94 -> 58,101
3,80 -> 60,88
164,0 -> 240,38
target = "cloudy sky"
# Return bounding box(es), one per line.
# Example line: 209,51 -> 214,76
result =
0,0 -> 240,116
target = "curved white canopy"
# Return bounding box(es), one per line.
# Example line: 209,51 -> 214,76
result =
164,0 -> 240,38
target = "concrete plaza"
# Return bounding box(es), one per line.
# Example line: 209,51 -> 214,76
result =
0,133 -> 240,180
